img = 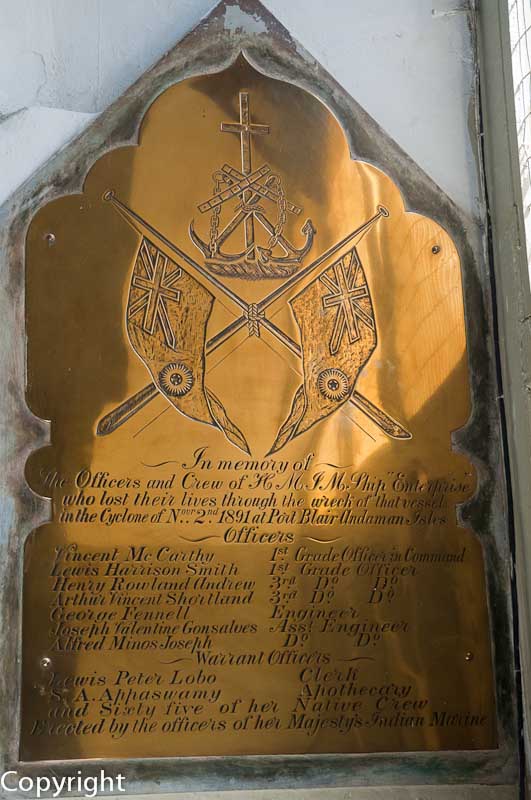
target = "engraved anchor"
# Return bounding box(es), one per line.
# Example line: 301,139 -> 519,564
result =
189,90 -> 315,280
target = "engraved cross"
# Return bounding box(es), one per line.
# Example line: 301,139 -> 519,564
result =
221,91 -> 270,254
221,90 -> 270,176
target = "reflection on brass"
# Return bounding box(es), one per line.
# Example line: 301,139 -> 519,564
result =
21,56 -> 496,761
98,194 -> 406,446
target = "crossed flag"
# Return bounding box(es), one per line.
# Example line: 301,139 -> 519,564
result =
97,192 -> 411,454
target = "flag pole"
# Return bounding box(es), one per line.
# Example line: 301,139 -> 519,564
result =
103,191 -> 248,313
258,205 -> 389,313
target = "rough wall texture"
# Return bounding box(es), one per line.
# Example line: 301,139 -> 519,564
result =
0,0 -> 479,217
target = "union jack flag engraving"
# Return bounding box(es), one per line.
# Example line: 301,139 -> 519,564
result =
125,236 -> 250,453
269,244 -> 377,453
128,240 -> 182,348
320,249 -> 375,355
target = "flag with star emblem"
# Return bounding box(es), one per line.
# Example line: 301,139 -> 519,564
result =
127,237 -> 249,453
269,246 -> 377,454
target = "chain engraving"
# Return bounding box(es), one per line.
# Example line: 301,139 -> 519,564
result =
190,90 -> 315,279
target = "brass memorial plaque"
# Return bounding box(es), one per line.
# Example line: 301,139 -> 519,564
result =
21,56 -> 497,760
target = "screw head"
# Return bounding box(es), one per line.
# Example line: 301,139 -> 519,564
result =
465,651 -> 474,662
40,657 -> 52,669
432,244 -> 441,254
44,233 -> 56,246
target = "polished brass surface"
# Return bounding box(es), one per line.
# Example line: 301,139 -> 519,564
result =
21,56 -> 496,760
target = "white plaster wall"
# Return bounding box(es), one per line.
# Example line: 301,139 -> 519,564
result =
0,0 -> 478,218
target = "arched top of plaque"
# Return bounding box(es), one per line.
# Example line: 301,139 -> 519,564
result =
26,54 -> 469,464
